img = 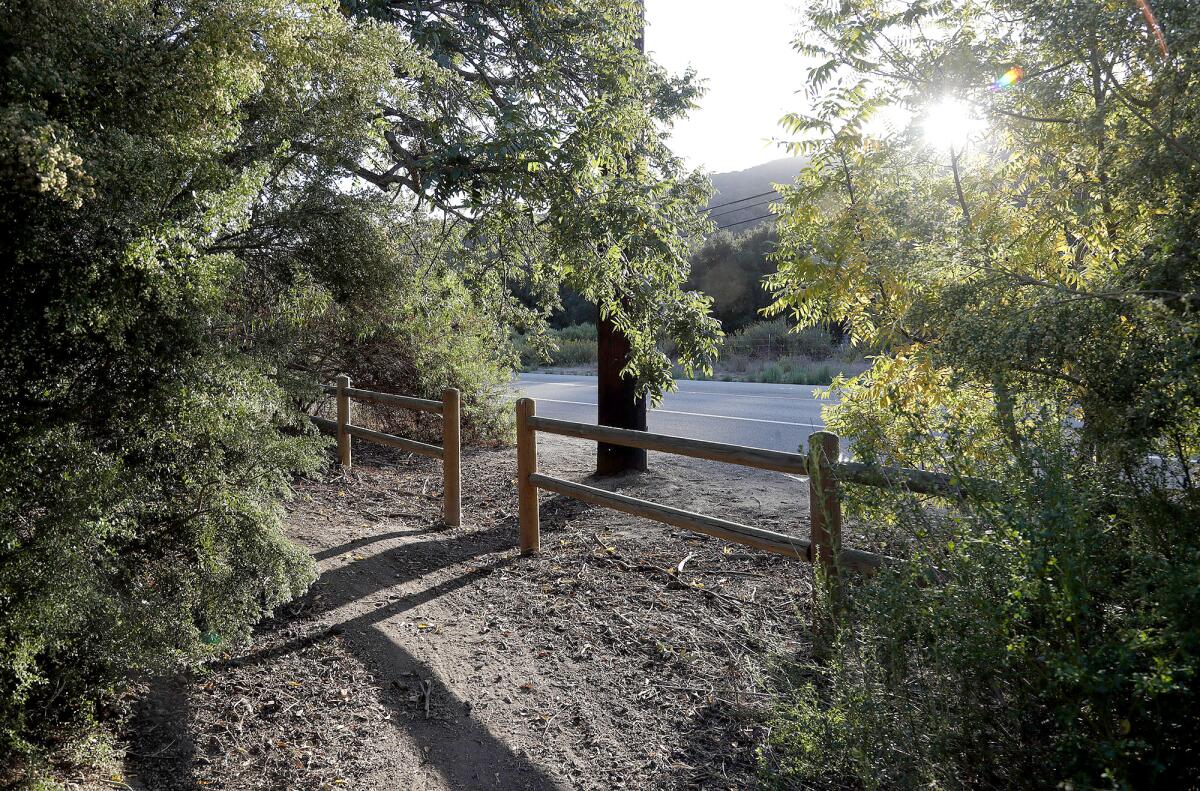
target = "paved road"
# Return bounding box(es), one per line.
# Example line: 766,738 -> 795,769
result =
514,373 -> 835,454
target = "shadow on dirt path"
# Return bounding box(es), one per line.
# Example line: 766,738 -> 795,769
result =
241,521 -> 562,789
123,439 -> 816,790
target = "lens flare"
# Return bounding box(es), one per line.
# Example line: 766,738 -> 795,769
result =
990,66 -> 1024,92
1135,0 -> 1169,58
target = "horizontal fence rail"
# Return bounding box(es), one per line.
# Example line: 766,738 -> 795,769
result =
321,384 -> 443,414
313,375 -> 461,526
346,424 -> 444,459
526,415 -> 810,476
529,472 -> 812,559
310,415 -> 338,434
515,399 -> 1001,595
514,398 -> 893,582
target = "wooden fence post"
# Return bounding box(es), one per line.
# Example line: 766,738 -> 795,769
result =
442,388 -> 461,527
516,398 -> 540,555
808,431 -> 842,641
336,374 -> 352,468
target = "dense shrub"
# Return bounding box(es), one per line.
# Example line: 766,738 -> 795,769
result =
553,339 -> 600,367
0,1 -> 365,761
0,368 -> 323,758
0,0 -> 513,768
724,320 -> 839,360
558,323 -> 599,342
515,323 -> 600,370
758,363 -> 784,383
745,360 -> 850,386
762,0 -> 1200,785
306,265 -> 517,444
766,444 -> 1200,788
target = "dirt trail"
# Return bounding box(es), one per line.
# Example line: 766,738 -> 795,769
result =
122,435 -> 819,790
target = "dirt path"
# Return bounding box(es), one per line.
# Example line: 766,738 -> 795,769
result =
121,435 -> 819,790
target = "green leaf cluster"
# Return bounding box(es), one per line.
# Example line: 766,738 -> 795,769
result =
344,0 -> 723,397
762,0 -> 1200,786
0,0 -> 508,765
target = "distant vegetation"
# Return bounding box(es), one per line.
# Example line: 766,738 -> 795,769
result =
704,320 -> 868,384
516,323 -> 600,370
522,318 -> 867,386
687,224 -> 780,332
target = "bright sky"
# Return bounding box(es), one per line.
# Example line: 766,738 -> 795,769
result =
645,1 -> 809,174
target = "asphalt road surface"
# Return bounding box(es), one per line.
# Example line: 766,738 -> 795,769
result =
514,373 -> 835,455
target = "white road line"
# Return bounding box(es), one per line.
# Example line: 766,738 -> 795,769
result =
657,407 -> 819,427
518,380 -> 829,402
530,397 -> 597,407
675,389 -> 827,401
531,397 -> 819,428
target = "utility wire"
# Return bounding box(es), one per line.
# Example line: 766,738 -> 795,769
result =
716,213 -> 776,231
703,189 -> 780,212
708,197 -> 778,220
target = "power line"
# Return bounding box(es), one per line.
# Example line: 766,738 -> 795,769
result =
704,189 -> 780,213
716,213 -> 777,231
708,197 -> 777,220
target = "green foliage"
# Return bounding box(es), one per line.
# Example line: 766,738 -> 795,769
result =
688,225 -> 780,331
558,323 -> 599,343
763,0 -> 1200,786
757,363 -> 785,384
516,324 -> 599,370
769,450 -> 1200,788
0,0 -> 511,766
726,319 -> 839,360
0,0 -> 717,773
278,197 -> 519,442
755,360 -> 843,386
338,0 -> 721,398
552,340 -> 599,368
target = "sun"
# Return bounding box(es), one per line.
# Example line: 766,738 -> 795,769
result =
923,97 -> 986,151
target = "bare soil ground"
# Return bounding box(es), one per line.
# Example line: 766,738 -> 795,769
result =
117,435 -> 822,790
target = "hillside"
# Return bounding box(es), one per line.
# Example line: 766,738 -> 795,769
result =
705,157 -> 806,230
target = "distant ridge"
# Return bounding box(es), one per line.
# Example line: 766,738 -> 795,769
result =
706,157 -> 806,231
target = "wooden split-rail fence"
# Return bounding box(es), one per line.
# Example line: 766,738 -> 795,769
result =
310,379 -> 998,599
514,397 -> 999,588
312,375 -> 461,526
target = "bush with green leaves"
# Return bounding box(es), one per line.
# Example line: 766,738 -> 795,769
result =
558,323 -> 599,343
755,360 -> 844,386
0,0 -> 377,760
0,0 -> 504,766
514,323 -> 600,370
762,0 -> 1200,786
2,0 -> 721,769
726,319 -> 838,360
766,440 -> 1200,787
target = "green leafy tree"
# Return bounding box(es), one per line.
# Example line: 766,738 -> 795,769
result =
343,0 -> 722,395
763,0 -> 1200,786
688,224 -> 780,332
1,0 -> 718,768
0,0 -> 505,763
